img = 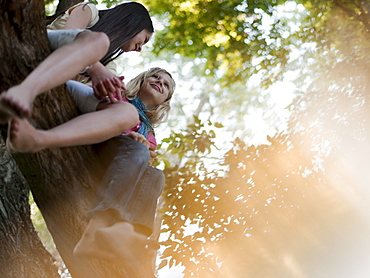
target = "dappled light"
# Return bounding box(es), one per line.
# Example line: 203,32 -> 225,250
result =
154,1 -> 370,277
2,0 -> 370,277
159,82 -> 370,277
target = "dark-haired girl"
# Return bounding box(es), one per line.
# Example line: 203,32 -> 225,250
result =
0,2 -> 154,123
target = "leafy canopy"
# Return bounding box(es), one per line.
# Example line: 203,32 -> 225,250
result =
143,0 -> 297,86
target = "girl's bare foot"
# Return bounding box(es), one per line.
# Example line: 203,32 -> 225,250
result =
95,222 -> 157,277
73,217 -> 116,261
7,118 -> 44,153
75,220 -> 156,277
0,86 -> 33,123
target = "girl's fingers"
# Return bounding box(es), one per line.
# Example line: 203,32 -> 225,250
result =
94,81 -> 109,100
93,85 -> 104,100
118,76 -> 127,91
111,77 -> 124,100
103,79 -> 115,90
100,79 -> 118,102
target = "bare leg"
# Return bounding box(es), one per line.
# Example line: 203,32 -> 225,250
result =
7,101 -> 139,153
0,31 -> 109,122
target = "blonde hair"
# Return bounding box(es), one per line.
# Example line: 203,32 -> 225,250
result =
125,68 -> 176,127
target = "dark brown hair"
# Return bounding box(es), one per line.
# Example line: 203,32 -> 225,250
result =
89,2 -> 154,65
47,2 -> 154,66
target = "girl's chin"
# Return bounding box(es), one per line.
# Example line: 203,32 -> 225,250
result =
120,46 -> 130,52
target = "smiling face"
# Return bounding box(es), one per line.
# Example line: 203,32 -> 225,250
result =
139,72 -> 175,109
120,29 -> 152,52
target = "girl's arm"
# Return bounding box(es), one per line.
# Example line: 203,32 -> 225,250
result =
64,4 -> 93,29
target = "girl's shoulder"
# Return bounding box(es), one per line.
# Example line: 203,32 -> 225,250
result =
67,2 -> 99,25
47,2 -> 99,30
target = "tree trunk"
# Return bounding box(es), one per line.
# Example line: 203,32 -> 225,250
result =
0,137 -> 59,278
0,0 -> 126,277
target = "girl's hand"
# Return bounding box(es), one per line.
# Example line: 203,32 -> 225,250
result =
125,132 -> 150,149
94,76 -> 126,102
148,149 -> 157,166
87,63 -> 126,102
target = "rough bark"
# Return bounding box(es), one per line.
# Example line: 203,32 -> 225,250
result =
0,137 -> 59,278
0,0 -> 127,277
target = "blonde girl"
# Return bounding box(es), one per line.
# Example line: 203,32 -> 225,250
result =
9,68 -> 175,277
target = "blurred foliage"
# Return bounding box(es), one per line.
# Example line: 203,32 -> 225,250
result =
285,0 -> 370,152
143,0 -> 293,87
44,0 -> 123,15
29,194 -> 68,273
156,116 -> 223,167
157,113 -> 370,276
29,194 -> 55,255
153,0 -> 370,276
158,118 -> 320,276
284,0 -> 370,91
142,0 -> 370,87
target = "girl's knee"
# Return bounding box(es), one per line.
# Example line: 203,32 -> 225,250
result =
93,32 -> 110,50
77,31 -> 109,55
112,102 -> 140,130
